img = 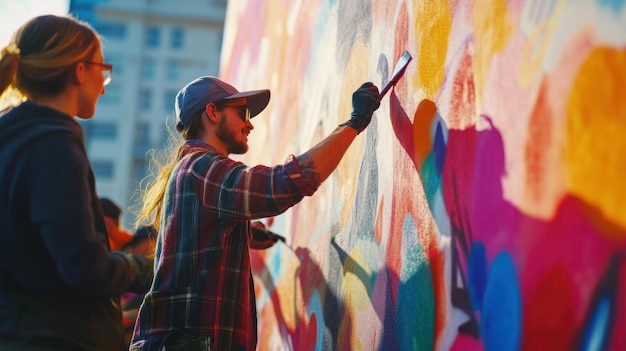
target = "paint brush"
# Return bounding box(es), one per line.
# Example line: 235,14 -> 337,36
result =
380,50 -> 412,98
252,226 -> 286,243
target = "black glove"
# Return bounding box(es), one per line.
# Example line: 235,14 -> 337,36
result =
250,222 -> 285,250
339,82 -> 381,134
251,225 -> 285,243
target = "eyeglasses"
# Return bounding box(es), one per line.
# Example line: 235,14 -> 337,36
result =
222,104 -> 250,122
83,61 -> 113,86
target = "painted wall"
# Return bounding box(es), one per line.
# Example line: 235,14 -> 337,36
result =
220,1 -> 626,350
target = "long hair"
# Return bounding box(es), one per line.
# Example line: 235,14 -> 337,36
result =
134,111 -> 205,232
0,15 -> 100,106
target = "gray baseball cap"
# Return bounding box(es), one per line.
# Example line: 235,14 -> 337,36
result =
175,76 -> 270,129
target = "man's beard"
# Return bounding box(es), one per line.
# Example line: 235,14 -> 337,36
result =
216,117 -> 248,154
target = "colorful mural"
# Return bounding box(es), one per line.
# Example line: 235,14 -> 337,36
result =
220,1 -> 626,350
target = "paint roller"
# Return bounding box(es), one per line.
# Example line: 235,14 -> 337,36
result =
380,50 -> 412,98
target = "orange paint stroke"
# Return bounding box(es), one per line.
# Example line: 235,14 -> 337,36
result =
414,99 -> 438,169
565,47 -> 626,236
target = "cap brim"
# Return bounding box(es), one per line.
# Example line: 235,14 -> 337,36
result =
223,89 -> 270,118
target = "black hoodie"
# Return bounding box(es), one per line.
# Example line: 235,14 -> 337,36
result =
0,101 -> 144,350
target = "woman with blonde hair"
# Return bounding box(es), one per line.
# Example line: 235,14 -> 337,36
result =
0,15 -> 153,351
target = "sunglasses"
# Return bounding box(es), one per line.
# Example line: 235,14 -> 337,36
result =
221,104 -> 250,122
83,61 -> 113,86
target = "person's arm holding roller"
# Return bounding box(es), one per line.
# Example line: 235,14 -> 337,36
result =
296,82 -> 381,183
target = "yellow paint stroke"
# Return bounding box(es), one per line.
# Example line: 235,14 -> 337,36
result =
473,0 -> 514,104
565,47 -> 626,236
519,0 -> 566,86
413,0 -> 452,98
338,248 -> 373,350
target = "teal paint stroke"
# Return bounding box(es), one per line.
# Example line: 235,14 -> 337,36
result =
397,215 -> 435,350
307,290 -> 325,351
597,0 -> 626,12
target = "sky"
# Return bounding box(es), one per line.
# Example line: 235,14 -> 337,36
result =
0,0 -> 69,47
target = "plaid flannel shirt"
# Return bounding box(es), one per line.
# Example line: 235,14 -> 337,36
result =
132,140 -> 317,350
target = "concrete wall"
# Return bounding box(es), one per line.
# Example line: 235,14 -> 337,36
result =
220,1 -> 626,350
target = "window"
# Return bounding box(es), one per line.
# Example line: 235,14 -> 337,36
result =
146,26 -> 161,48
91,160 -> 114,179
163,90 -> 178,112
216,31 -> 223,51
135,123 -> 150,145
142,58 -> 156,80
106,55 -> 123,75
134,123 -> 151,157
99,81 -> 121,104
90,122 -> 117,140
97,22 -> 127,40
159,127 -> 170,146
165,60 -> 180,80
140,89 -> 152,111
132,160 -> 150,181
170,27 -> 184,49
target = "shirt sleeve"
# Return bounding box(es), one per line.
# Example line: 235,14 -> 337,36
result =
282,154 -> 317,196
191,152 -> 319,221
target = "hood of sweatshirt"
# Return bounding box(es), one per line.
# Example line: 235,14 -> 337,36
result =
0,101 -> 83,154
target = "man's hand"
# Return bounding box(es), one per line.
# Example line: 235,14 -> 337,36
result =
115,251 -> 154,294
339,82 -> 381,134
250,221 -> 284,250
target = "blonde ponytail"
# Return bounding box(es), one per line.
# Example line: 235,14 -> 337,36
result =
0,43 -> 25,108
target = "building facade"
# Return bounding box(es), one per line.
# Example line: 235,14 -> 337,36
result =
70,0 -> 227,228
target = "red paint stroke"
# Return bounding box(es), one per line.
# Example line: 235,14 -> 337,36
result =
523,264 -> 576,350
429,241 -> 448,347
449,333 -> 484,351
375,196 -> 385,244
393,3 -> 410,73
524,77 -> 552,203
390,93 -> 417,166
441,127 -> 477,225
449,45 -> 476,128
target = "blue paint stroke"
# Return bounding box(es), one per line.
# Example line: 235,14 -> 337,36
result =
434,122 -> 446,176
468,242 -> 487,310
420,117 -> 447,210
578,254 -> 621,351
481,252 -> 522,351
580,298 -> 611,351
